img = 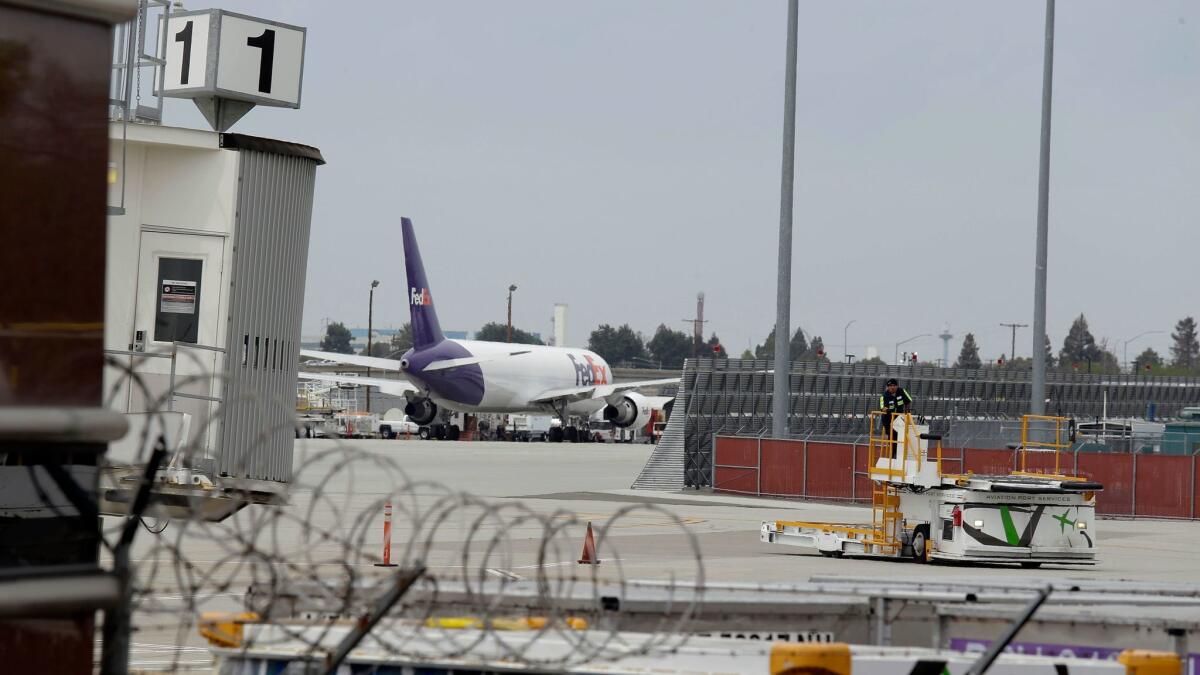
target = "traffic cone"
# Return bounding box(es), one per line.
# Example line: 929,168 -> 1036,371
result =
374,501 -> 397,567
577,522 -> 601,565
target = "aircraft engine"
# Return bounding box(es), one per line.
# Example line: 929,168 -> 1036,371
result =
602,392 -> 652,429
404,397 -> 438,426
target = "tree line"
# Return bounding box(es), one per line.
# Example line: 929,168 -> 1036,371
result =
951,315 -> 1199,375
315,314 -> 1200,376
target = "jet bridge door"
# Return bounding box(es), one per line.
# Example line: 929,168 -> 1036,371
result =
126,230 -> 226,442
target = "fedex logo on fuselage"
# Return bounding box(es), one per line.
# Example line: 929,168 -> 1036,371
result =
410,287 -> 432,306
568,353 -> 608,386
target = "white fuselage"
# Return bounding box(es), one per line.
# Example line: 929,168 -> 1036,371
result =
417,340 -> 614,416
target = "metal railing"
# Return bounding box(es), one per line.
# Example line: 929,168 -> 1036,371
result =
105,341 -> 226,412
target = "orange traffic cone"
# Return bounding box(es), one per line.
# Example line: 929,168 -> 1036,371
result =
577,522 -> 601,565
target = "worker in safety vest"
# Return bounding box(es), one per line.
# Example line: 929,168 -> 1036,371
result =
879,378 -> 913,450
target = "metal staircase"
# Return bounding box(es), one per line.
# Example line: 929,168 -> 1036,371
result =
631,388 -> 688,491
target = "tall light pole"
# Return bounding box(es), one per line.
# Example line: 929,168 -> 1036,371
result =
771,0 -> 799,440
895,333 -> 931,365
367,279 -> 380,413
843,319 -> 857,364
1123,330 -> 1164,372
1030,0 -> 1056,415
506,284 -> 517,343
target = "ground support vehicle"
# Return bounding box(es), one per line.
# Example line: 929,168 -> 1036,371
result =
761,414 -> 1101,567
508,414 -> 555,442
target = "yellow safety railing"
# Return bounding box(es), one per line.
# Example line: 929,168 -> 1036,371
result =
867,411 -> 920,479
1017,414 -> 1075,479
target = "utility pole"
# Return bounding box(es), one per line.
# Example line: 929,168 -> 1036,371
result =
772,0 -> 799,440
843,319 -> 857,364
1031,0 -> 1056,415
681,292 -> 707,358
1000,322 -> 1029,366
506,284 -> 517,343
367,280 -> 379,412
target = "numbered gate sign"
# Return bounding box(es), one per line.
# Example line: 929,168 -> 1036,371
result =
161,10 -> 305,108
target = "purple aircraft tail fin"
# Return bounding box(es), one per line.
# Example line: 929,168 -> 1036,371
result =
402,217 -> 445,350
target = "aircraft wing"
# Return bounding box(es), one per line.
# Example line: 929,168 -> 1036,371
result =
299,349 -> 403,371
529,378 -> 679,406
297,371 -> 418,397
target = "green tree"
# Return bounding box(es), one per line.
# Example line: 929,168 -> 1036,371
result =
361,341 -> 390,357
754,326 -> 808,361
320,321 -> 353,354
1041,334 -> 1056,370
1097,348 -> 1121,374
1133,347 -> 1162,372
588,323 -> 646,364
804,336 -> 829,362
389,323 -> 413,355
858,356 -> 886,366
955,333 -> 982,369
475,321 -> 543,345
647,324 -> 692,369
1059,314 -> 1102,368
705,333 -> 728,359
1170,317 -> 1199,371
740,348 -> 755,359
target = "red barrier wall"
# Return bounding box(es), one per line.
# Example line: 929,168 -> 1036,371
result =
853,444 -> 871,503
712,437 -> 758,494
760,440 -> 804,497
964,449 -> 1015,476
805,442 -> 855,500
712,436 -> 1197,520
1077,453 -> 1134,516
1134,455 -> 1193,519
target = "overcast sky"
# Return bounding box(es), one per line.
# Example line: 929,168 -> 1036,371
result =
163,1 -> 1197,364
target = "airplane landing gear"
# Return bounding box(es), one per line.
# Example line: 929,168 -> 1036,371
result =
548,427 -> 564,443
564,426 -> 579,443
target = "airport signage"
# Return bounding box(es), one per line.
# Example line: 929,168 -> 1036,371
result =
161,9 -> 305,108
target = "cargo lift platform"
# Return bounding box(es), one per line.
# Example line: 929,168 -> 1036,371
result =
761,414 -> 1102,567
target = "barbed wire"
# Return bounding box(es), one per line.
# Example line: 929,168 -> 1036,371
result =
93,354 -> 705,672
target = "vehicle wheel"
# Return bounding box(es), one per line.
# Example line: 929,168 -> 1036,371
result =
1020,562 -> 1042,569
418,427 -> 430,440
564,426 -> 579,443
548,427 -> 563,443
447,424 -> 461,441
433,424 -> 446,440
910,526 -> 929,563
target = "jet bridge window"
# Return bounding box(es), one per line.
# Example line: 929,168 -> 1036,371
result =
154,257 -> 202,344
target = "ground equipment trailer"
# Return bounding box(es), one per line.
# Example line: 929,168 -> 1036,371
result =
761,414 -> 1102,566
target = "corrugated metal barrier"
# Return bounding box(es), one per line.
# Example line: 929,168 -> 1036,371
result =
714,436 -> 1200,520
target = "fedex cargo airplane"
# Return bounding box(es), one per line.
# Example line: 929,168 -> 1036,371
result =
299,218 -> 677,442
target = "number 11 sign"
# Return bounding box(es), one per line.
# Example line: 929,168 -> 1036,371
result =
161,9 -> 305,109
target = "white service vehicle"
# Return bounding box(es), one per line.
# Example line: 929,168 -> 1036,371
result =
508,414 -> 556,442
761,414 -> 1101,567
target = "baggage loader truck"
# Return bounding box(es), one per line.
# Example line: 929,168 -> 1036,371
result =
761,414 -> 1101,567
